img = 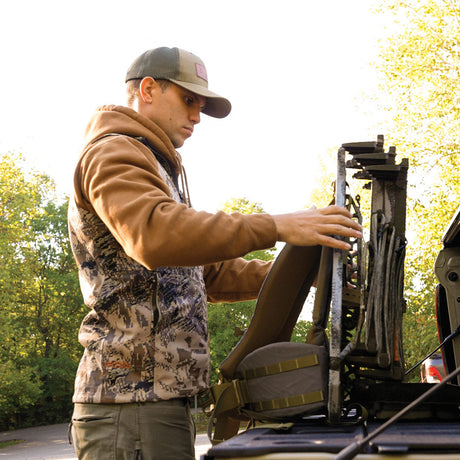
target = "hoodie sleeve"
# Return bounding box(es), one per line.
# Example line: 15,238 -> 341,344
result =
204,258 -> 273,303
74,135 -> 278,270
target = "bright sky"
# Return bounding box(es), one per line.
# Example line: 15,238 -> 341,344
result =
1,0 -> 389,215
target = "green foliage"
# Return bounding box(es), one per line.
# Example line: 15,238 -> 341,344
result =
307,148 -> 337,209
403,306 -> 439,381
0,152 -> 85,429
374,0 -> 460,211
291,320 -> 314,343
31,354 -> 79,425
0,361 -> 43,429
208,300 -> 256,384
370,0 -> 460,368
219,197 -> 265,214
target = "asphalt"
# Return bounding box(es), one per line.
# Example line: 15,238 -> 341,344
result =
0,423 -> 211,459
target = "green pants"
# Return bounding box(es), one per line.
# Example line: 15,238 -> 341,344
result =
71,399 -> 195,460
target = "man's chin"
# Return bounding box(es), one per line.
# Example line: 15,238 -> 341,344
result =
173,137 -> 187,149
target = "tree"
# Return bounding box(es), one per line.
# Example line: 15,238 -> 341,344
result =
306,148 -> 337,209
0,152 -> 85,428
303,1 -> 460,374
208,300 -> 258,384
370,0 -> 460,370
0,362 -> 42,429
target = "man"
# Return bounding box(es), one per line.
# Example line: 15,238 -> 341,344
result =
68,47 -> 361,459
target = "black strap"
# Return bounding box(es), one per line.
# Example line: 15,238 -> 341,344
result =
90,133 -> 180,189
133,136 -> 180,189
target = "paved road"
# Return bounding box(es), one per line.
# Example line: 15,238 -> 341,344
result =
0,423 -> 211,459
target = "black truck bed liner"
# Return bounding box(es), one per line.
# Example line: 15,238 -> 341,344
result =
204,420 -> 460,458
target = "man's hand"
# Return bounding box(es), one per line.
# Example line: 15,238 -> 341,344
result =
272,205 -> 362,251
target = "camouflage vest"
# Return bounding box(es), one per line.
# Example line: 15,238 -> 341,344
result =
69,146 -> 209,404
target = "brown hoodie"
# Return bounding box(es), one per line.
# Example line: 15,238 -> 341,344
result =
69,105 -> 277,403
74,105 -> 277,300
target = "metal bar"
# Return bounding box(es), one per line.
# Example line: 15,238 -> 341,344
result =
328,146 -> 347,423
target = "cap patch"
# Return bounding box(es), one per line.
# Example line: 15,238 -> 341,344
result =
195,63 -> 208,82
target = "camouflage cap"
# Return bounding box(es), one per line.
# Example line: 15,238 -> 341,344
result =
126,47 -> 231,119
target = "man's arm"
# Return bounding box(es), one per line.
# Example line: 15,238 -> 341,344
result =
204,206 -> 361,303
76,137 -> 360,269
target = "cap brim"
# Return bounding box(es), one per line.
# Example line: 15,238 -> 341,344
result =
169,79 -> 232,119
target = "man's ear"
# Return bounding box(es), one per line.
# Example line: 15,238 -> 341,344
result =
139,77 -> 158,104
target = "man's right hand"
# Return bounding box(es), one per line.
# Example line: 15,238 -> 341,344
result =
272,205 -> 362,251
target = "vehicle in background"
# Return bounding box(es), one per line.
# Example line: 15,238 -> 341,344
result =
420,353 -> 446,383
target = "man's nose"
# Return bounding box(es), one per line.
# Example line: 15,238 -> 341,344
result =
190,107 -> 201,124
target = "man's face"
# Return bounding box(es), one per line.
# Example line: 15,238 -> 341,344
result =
145,81 -> 206,148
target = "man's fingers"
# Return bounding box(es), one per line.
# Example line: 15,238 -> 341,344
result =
323,223 -> 362,239
319,205 -> 353,218
316,206 -> 361,232
319,235 -> 352,251
273,205 -> 362,247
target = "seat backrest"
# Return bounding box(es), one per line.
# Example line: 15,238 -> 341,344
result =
219,243 -> 323,380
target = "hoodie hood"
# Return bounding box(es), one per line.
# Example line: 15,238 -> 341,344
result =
83,105 -> 181,175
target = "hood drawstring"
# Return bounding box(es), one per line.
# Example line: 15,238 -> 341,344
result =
180,166 -> 192,208
130,135 -> 192,208
175,151 -> 192,208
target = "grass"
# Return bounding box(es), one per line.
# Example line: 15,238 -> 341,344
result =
193,411 -> 210,434
0,439 -> 24,449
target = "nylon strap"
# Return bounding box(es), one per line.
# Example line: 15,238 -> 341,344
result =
236,354 -> 319,380
248,390 -> 325,412
207,380 -> 250,445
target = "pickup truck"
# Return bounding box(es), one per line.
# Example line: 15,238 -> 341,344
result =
201,139 -> 460,460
